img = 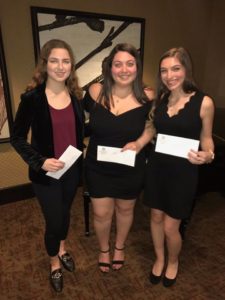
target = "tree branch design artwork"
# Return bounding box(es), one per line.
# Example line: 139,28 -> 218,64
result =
75,21 -> 132,71
31,7 -> 145,92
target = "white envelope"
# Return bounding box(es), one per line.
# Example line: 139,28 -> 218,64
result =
46,145 -> 82,179
155,134 -> 199,158
97,145 -> 136,167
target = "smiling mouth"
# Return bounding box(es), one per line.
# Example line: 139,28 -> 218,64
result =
55,72 -> 66,76
167,80 -> 178,86
119,75 -> 130,79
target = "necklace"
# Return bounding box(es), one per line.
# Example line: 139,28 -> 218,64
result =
113,92 -> 133,104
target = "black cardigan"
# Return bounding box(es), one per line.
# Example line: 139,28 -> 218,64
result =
11,83 -> 84,184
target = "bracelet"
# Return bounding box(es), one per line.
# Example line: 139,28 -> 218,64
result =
207,149 -> 215,163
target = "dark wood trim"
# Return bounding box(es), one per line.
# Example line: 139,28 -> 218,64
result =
0,183 -> 35,205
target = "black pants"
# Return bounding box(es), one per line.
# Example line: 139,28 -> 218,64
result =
33,165 -> 79,257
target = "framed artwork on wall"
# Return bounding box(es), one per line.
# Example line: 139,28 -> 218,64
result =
30,6 -> 145,91
0,25 -> 13,143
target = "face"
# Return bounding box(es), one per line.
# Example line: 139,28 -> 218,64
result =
46,48 -> 72,83
160,56 -> 186,91
111,51 -> 137,86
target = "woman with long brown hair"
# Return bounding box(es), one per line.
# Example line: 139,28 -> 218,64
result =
11,39 -> 83,292
83,43 -> 155,273
144,47 -> 214,287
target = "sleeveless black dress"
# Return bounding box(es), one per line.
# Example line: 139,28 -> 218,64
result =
83,91 -> 151,199
143,91 -> 204,219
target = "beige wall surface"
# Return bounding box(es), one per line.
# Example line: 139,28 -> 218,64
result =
0,0 -> 224,188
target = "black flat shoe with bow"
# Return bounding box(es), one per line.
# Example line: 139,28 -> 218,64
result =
59,252 -> 75,272
50,268 -> 63,293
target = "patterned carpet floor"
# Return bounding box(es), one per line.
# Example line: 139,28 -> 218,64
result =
0,189 -> 224,300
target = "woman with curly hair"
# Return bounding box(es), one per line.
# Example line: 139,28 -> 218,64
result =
83,43 -> 155,273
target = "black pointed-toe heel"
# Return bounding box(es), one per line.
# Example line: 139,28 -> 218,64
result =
59,252 -> 75,272
162,275 -> 177,287
50,268 -> 63,292
163,262 -> 178,287
149,271 -> 162,284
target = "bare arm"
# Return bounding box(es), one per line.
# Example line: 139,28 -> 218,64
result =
188,95 -> 215,164
89,83 -> 102,101
144,87 -> 155,101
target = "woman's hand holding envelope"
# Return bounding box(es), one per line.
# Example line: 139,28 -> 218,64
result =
42,158 -> 65,172
122,140 -> 143,154
187,149 -> 215,164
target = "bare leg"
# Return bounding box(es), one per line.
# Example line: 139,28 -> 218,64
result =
112,198 -> 136,270
164,214 -> 181,279
91,197 -> 114,272
58,240 -> 66,256
150,208 -> 165,276
50,255 -> 61,272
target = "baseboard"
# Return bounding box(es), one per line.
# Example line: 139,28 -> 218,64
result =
0,183 -> 35,205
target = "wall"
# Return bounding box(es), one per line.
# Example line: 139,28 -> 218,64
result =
203,0 -> 225,107
0,0 -> 224,188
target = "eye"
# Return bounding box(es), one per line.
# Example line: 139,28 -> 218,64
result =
48,59 -> 71,65
173,66 -> 181,71
160,68 -> 167,74
63,60 -> 71,64
127,61 -> 135,67
113,62 -> 122,68
48,59 -> 58,64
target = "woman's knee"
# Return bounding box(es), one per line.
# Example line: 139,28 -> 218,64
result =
115,199 -> 135,216
164,219 -> 181,238
92,198 -> 114,222
93,206 -> 114,222
151,209 -> 164,224
116,205 -> 134,218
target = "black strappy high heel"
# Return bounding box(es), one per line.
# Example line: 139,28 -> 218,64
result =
112,245 -> 125,270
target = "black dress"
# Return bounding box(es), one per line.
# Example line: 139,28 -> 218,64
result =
143,91 -> 204,219
83,91 -> 151,199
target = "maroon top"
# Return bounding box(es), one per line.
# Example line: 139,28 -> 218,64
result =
49,102 -> 77,159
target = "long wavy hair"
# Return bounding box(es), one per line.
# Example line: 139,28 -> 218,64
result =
26,39 -> 83,100
98,43 -> 148,109
154,47 -> 198,109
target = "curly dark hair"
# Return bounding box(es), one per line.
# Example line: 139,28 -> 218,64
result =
98,43 -> 148,109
